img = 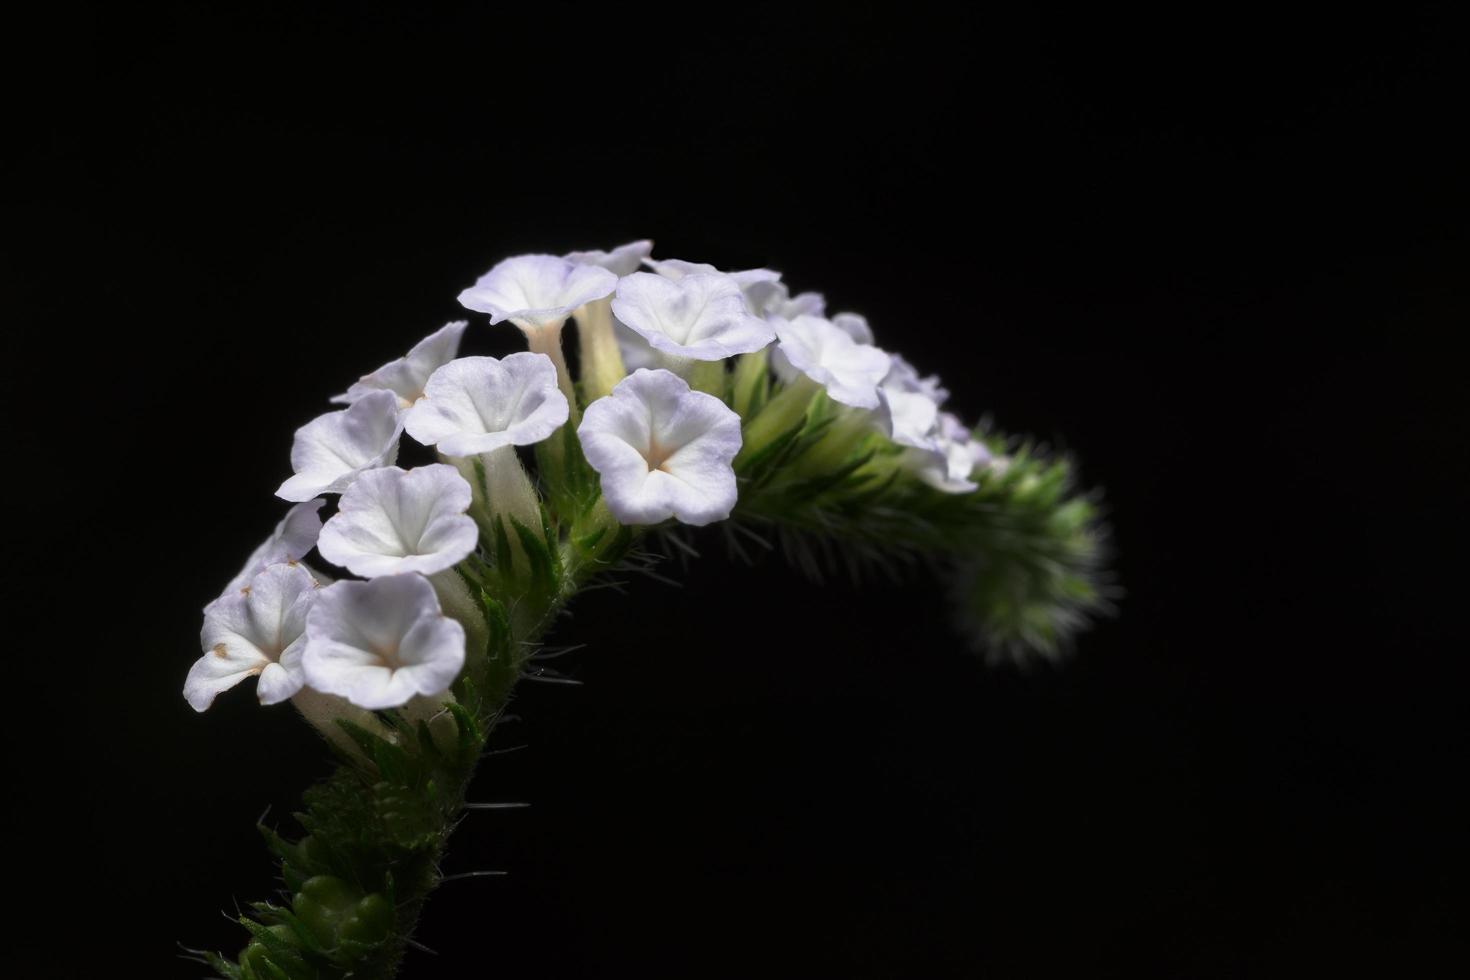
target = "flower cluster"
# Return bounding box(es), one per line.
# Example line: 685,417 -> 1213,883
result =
186,242 -> 1002,717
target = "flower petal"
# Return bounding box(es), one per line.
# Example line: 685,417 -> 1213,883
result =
564,240 -> 654,277
403,353 -> 568,456
578,369 -> 742,526
912,412 -> 984,493
331,321 -> 468,408
221,499 -> 326,597
277,390 -> 403,501
772,315 -> 891,409
458,254 -> 616,329
186,564 -> 318,711
877,388 -> 940,451
883,352 -> 949,405
747,279 -> 827,320
642,256 -> 784,313
317,464 -> 478,577
303,574 -> 466,710
612,272 -> 775,361
831,312 -> 874,345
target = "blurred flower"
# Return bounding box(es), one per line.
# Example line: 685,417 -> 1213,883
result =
564,239 -> 653,277
914,413 -> 990,493
771,314 -> 891,409
830,311 -> 874,344
883,352 -> 949,405
877,388 -> 941,451
745,279 -> 826,320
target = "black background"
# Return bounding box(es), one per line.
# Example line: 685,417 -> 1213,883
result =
7,3 -> 1466,976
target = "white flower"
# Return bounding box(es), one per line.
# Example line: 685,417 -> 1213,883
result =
642,256 -> 783,314
403,354 -> 568,456
643,256 -> 781,290
457,254 -> 616,331
771,315 -> 892,410
611,272 -> 775,361
745,279 -> 827,320
221,499 -> 326,596
185,563 -> 320,711
872,353 -> 949,451
876,388 -> 941,451
769,310 -> 870,381
914,413 -> 990,494
277,390 -> 403,501
883,352 -> 949,405
303,574 -> 466,710
831,312 -> 874,345
577,368 -> 742,526
331,321 -> 468,409
564,240 -> 653,277
317,464 -> 478,578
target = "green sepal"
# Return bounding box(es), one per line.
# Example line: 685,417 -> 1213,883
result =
735,415 -> 809,481
334,720 -> 414,786
445,700 -> 481,764
204,951 -> 244,980
491,515 -> 515,582
536,422 -> 597,520
337,892 -> 395,946
740,414 -> 836,492
731,349 -> 770,417
249,901 -> 329,956
236,920 -> 310,974
778,447 -> 879,500
509,517 -> 558,595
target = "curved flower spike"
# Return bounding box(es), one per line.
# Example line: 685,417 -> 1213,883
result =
772,315 -> 892,409
457,254 -> 616,331
331,321 -> 468,409
612,272 -> 775,361
403,354 -> 568,457
222,499 -> 326,596
564,239 -> 654,277
302,574 -> 466,710
185,563 -> 319,711
277,390 -> 402,502
578,368 -> 742,526
317,464 -> 478,578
